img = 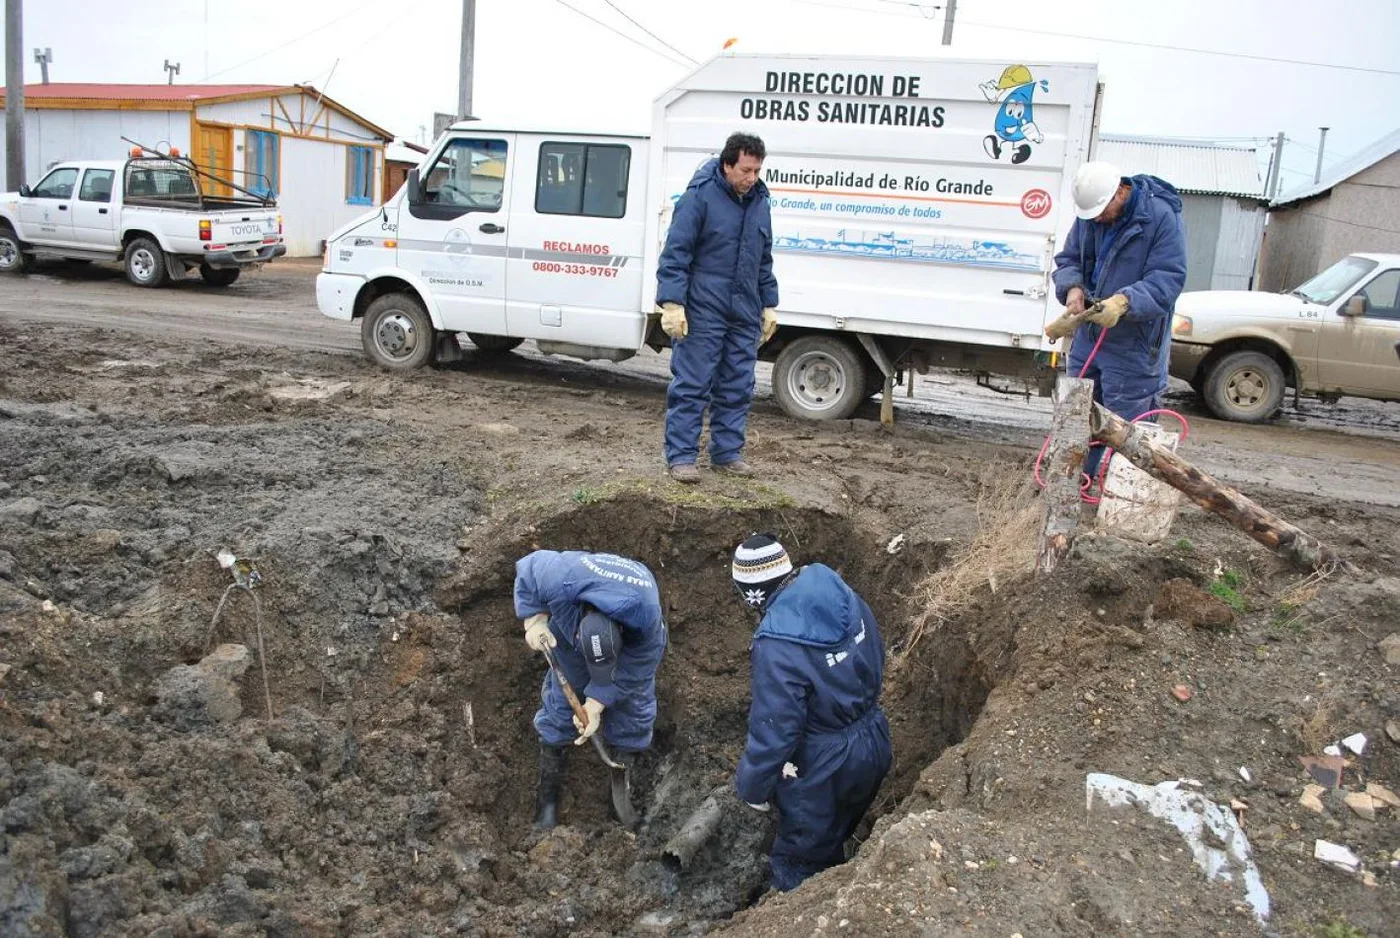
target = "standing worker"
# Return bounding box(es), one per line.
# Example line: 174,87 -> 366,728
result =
656,132 -> 780,484
1046,160 -> 1187,484
514,550 -> 667,828
730,534 -> 892,891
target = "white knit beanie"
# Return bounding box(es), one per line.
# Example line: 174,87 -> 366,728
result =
732,533 -> 794,608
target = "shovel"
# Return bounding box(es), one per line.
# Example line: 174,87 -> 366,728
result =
540,644 -> 638,828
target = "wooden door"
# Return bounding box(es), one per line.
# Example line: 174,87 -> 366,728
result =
196,123 -> 233,197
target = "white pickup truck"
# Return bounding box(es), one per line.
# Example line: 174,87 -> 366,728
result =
1170,253 -> 1400,422
0,155 -> 285,287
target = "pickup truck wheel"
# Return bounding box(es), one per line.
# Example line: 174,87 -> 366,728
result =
199,264 -> 240,287
1203,350 -> 1285,423
466,333 -> 524,353
362,293 -> 435,370
773,336 -> 868,420
0,228 -> 29,274
125,237 -> 169,288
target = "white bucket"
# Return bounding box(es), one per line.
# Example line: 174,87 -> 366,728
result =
1096,422 -> 1182,544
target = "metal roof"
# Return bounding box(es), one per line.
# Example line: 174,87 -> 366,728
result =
1097,134 -> 1265,199
1272,127 -> 1400,207
1,82 -> 285,102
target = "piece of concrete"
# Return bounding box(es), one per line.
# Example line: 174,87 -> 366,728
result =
1298,785 -> 1326,814
1365,783 -> 1400,810
1343,792 -> 1377,821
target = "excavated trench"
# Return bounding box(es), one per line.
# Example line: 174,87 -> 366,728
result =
1,491 -> 1000,937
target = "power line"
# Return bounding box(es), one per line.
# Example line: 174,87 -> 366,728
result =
552,0 -> 692,68
599,0 -> 697,64
203,0 -> 380,81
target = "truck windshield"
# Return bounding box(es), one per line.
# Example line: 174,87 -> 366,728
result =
124,162 -> 200,202
1291,256 -> 1378,304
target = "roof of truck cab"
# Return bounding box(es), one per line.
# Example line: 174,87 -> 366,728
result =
446,122 -> 648,140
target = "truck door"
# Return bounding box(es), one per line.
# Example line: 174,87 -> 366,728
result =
1319,268 -> 1400,394
18,166 -> 79,246
504,138 -> 646,348
71,168 -> 118,248
399,134 -> 514,334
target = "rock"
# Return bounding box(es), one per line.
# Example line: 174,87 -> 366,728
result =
1379,634 -> 1400,666
1298,785 -> 1326,814
268,379 -> 352,404
1388,720 -> 1400,745
1367,784 -> 1400,810
0,550 -> 14,581
0,662 -> 9,685
1344,793 -> 1377,821
473,423 -> 521,436
0,497 -> 43,526
1172,684 -> 1193,703
1155,578 -> 1234,629
153,644 -> 250,727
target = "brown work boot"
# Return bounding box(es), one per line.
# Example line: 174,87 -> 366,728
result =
668,462 -> 700,484
711,459 -> 754,477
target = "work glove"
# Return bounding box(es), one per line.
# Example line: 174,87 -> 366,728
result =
573,697 -> 605,744
659,303 -> 688,340
523,612 -> 555,652
760,307 -> 779,345
1043,310 -> 1080,342
1086,293 -> 1128,328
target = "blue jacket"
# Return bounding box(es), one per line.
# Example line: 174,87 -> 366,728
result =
656,159 -> 779,323
735,564 -> 886,806
513,551 -> 665,709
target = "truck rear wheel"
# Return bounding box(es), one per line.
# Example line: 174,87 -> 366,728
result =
773,336 -> 869,421
0,226 -> 30,274
1203,350 -> 1285,423
125,237 -> 168,288
467,333 -> 524,353
361,293 -> 435,370
200,264 -> 240,287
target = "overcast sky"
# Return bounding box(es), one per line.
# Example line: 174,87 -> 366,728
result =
10,0 -> 1399,196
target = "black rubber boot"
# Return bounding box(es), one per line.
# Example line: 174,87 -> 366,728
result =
608,749 -> 638,826
534,744 -> 568,829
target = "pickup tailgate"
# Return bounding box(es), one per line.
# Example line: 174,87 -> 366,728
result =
209,211 -> 280,247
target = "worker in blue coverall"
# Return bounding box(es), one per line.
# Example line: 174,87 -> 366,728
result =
514,550 -> 667,829
656,132 -> 781,484
730,534 -> 892,892
1047,160 -> 1187,484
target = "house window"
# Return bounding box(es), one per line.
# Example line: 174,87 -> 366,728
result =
245,130 -> 279,198
535,143 -> 630,218
346,146 -> 374,205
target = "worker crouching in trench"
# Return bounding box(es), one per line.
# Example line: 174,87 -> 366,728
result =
514,550 -> 667,828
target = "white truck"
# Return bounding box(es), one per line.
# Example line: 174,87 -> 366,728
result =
317,54 -> 1102,419
0,154 -> 285,287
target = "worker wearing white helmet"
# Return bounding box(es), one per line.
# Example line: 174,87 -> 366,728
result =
1045,160 -> 1188,485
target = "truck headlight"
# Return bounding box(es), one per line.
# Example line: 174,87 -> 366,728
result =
1171,314 -> 1193,338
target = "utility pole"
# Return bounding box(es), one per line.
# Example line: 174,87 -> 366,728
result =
33,48 -> 51,85
941,0 -> 957,45
5,0 -> 25,192
1264,130 -> 1285,200
1313,126 -> 1329,184
457,0 -> 475,120
164,60 -> 181,85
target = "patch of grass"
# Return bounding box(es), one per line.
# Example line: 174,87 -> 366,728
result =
1218,568 -> 1246,589
1208,580 -> 1247,613
1173,538 -> 1195,553
1320,920 -> 1368,938
571,487 -> 600,505
1271,606 -> 1308,635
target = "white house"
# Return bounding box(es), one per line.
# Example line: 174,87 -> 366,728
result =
0,83 -> 395,257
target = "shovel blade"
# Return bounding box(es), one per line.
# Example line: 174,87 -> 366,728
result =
610,766 -> 638,828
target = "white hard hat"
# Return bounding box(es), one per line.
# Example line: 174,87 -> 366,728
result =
1072,161 -> 1123,220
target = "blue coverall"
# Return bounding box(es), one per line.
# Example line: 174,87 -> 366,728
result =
734,564 -> 892,891
656,158 -> 780,468
513,551 -> 667,752
1052,174 -> 1187,478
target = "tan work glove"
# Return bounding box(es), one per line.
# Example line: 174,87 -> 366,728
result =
573,697 -> 605,744
760,307 -> 778,345
659,303 -> 688,339
523,612 -> 555,652
1086,294 -> 1128,328
1044,310 -> 1080,341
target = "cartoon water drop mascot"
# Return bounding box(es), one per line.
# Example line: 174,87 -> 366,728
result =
979,65 -> 1049,165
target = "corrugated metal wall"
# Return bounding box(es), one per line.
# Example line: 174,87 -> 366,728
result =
0,110 -> 191,183
1213,198 -> 1267,290
1179,194 -> 1221,292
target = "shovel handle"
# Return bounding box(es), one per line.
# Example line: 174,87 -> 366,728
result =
541,646 -> 590,726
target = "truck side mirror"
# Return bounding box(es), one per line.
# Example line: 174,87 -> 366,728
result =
17,184 -> 30,197
1341,295 -> 1367,318
406,168 -> 422,205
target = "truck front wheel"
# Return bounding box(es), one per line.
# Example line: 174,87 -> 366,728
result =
361,293 -> 435,370
125,237 -> 169,288
1203,350 -> 1286,423
772,336 -> 869,420
0,226 -> 30,274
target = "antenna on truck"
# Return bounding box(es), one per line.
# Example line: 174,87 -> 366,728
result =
119,136 -> 276,207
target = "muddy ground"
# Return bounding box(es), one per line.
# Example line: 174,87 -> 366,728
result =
2,260 -> 1399,937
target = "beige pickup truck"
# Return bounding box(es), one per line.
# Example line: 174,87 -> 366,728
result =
1170,253 -> 1400,422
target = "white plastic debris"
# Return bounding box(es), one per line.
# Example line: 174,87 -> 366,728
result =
216,548 -> 237,570
1341,733 -> 1368,756
1314,840 -> 1361,873
1086,773 -> 1270,923
1323,745 -> 1343,757
885,533 -> 906,555
91,691 -> 104,707
782,762 -> 799,779
1238,767 -> 1252,783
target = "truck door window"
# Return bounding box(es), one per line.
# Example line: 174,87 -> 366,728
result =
535,142 -> 630,218
1359,270 -> 1400,322
79,169 -> 115,203
421,138 -> 506,211
31,168 -> 78,199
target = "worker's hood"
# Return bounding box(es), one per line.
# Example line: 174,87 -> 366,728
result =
755,564 -> 858,650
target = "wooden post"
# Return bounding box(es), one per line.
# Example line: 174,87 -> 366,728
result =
880,373 -> 895,427
1090,404 -> 1350,572
1036,376 -> 1095,575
